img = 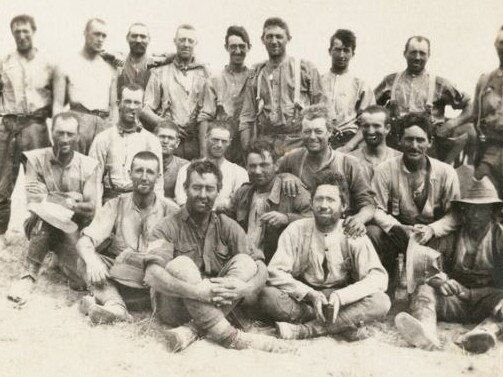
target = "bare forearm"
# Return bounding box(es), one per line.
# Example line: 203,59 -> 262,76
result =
353,204 -> 375,225
144,264 -> 201,300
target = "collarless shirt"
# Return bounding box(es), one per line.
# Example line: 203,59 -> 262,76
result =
0,50 -> 56,114
349,146 -> 402,181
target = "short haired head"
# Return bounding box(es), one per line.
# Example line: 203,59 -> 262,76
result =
120,82 -> 144,99
176,24 -> 196,36
155,118 -> 179,137
312,170 -> 350,208
301,104 -> 332,130
404,35 -> 431,54
262,17 -> 291,40
329,29 -> 356,52
130,150 -> 160,172
397,112 -> 433,141
358,105 -> 391,125
183,160 -> 223,191
225,25 -> 251,47
84,18 -> 106,33
247,138 -> 278,163
206,119 -> 232,137
10,14 -> 36,32
52,112 -> 79,132
127,22 -> 149,36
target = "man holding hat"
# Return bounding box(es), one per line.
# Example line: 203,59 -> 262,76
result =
76,151 -> 178,324
395,177 -> 503,354
7,112 -> 99,305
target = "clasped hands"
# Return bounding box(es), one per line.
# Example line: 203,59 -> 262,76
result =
195,277 -> 249,307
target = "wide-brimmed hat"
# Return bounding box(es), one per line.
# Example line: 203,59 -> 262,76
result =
27,193 -> 78,234
406,237 -> 442,294
452,176 -> 502,206
109,250 -> 146,289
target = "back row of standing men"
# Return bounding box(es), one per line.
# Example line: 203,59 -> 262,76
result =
2,14 -> 503,354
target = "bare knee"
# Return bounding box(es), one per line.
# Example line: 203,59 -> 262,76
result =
166,256 -> 201,284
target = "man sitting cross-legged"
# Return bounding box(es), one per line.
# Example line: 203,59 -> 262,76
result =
144,160 -> 291,353
395,177 -> 503,354
77,151 -> 178,324
259,171 -> 390,340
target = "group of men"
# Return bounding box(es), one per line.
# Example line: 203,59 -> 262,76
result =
2,13 -> 503,355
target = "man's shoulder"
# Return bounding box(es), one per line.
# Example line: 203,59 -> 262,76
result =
172,155 -> 190,166
429,156 -> 457,177
74,151 -> 99,169
224,159 -> 247,174
374,155 -> 402,175
285,217 -> 314,234
282,147 -> 306,161
378,72 -> 399,86
216,212 -> 244,233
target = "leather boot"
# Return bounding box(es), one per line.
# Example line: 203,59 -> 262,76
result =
165,323 -> 199,353
395,312 -> 441,351
275,320 -> 328,340
456,317 -> 502,354
89,303 -> 132,325
227,330 -> 296,354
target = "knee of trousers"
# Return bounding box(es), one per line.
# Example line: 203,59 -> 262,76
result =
166,256 -> 202,284
364,291 -> 392,318
224,254 -> 257,281
257,286 -> 301,322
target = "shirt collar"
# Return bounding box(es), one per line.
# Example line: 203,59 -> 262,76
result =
224,64 -> 248,74
180,205 -> 217,223
116,121 -> 143,135
173,56 -> 204,71
130,193 -> 159,214
49,148 -> 78,168
303,147 -> 337,171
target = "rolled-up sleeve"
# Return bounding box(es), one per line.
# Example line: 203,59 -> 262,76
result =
336,236 -> 388,306
81,198 -> 119,247
198,77 -> 217,122
144,69 -> 161,112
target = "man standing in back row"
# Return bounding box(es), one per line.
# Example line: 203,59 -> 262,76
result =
239,17 -> 325,157
142,24 -> 210,160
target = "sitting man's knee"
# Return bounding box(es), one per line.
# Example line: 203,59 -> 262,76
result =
368,291 -> 391,316
166,256 -> 201,284
226,253 -> 258,281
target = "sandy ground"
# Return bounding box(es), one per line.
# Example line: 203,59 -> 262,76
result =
0,236 -> 502,377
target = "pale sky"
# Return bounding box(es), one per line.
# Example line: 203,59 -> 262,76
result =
1,0 -> 502,101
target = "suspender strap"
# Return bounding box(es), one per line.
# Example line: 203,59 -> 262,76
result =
426,73 -> 436,111
390,71 -> 403,103
294,58 -> 302,108
477,72 -> 491,130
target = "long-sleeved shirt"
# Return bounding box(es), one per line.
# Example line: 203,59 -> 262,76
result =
163,155 -> 189,199
88,124 -> 164,204
349,145 -> 402,182
321,70 -> 375,131
0,49 -> 57,114
374,70 -> 469,125
143,57 -> 209,129
473,68 -> 503,142
198,65 -> 249,123
174,158 -> 248,209
228,176 -> 312,263
239,56 -> 325,134
372,155 -> 459,237
145,207 -> 264,277
267,218 -> 388,305
278,147 -> 375,213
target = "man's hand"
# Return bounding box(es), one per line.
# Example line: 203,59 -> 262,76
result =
85,254 -> 109,286
280,173 -> 303,198
438,279 -> 468,297
209,276 -> 249,306
394,224 -> 415,237
492,299 -> 503,320
195,279 -> 216,304
413,224 -> 434,245
343,215 -> 366,238
260,211 -> 289,228
328,291 -> 341,324
25,181 -> 48,195
305,290 -> 328,322
178,126 -> 188,140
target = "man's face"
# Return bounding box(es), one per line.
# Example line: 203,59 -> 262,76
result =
312,185 -> 346,227
360,112 -> 390,147
226,34 -> 249,66
119,88 -> 143,126
247,151 -> 276,188
400,125 -> 431,164
302,117 -> 331,154
127,25 -> 150,56
174,28 -> 197,60
11,22 -> 34,53
53,118 -> 79,156
262,26 -> 289,59
157,127 -> 180,156
85,21 -> 107,53
404,38 -> 429,74
329,38 -> 353,71
130,158 -> 159,195
185,172 -> 219,215
460,204 -> 494,233
495,30 -> 503,64
206,127 -> 231,159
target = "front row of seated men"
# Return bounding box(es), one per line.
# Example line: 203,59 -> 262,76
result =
6,104 -> 503,355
